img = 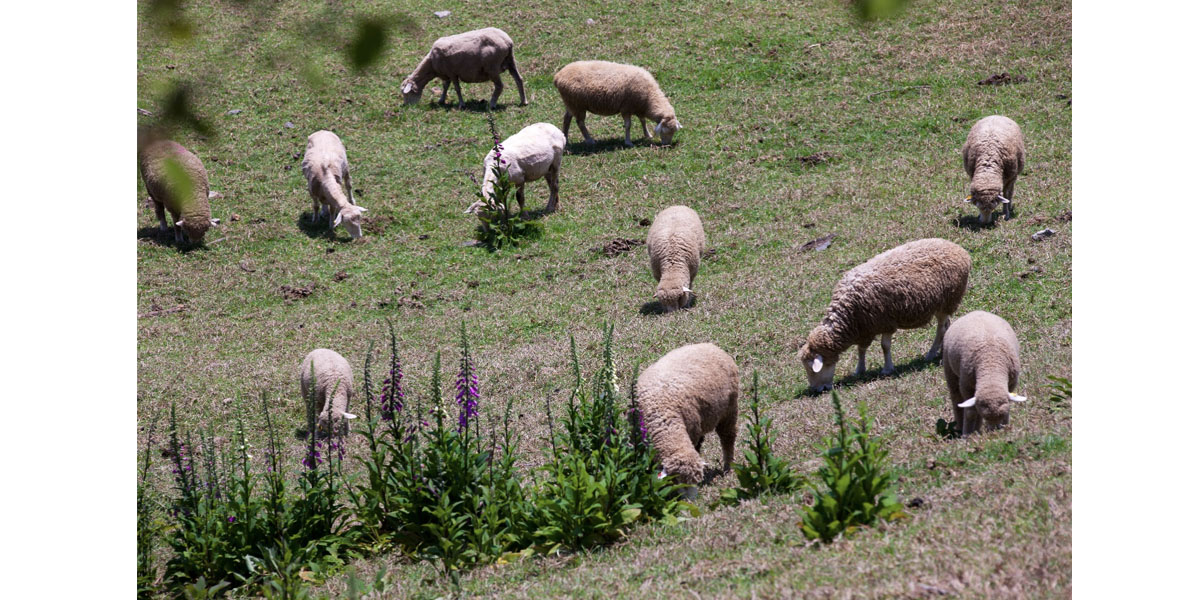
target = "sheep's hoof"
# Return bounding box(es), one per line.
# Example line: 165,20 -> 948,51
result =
881,367 -> 896,376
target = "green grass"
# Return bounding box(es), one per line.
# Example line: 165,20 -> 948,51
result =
138,0 -> 1071,596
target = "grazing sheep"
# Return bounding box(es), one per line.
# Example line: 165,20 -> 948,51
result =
465,123 -> 566,215
299,349 -> 358,438
636,343 -> 739,493
942,311 -> 1026,436
798,238 -> 971,393
137,137 -> 219,243
301,130 -> 367,239
647,205 -> 705,312
962,115 -> 1025,224
401,27 -> 526,109
553,60 -> 682,147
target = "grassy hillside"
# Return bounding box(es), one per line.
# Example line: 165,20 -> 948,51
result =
138,0 -> 1071,596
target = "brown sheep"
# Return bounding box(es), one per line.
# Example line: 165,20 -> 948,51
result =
636,343 -> 739,493
553,60 -> 681,147
798,239 -> 971,393
138,137 -> 218,244
401,28 -> 526,110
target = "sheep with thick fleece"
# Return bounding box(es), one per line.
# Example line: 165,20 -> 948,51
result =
962,115 -> 1025,224
466,123 -> 565,215
299,349 -> 358,438
401,27 -> 526,110
942,311 -> 1026,436
636,343 -> 739,490
553,61 -> 682,147
647,205 -> 705,312
138,138 -> 219,243
302,130 -> 367,239
798,238 -> 971,393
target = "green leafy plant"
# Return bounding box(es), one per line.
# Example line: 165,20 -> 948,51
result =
137,419 -> 160,599
718,371 -> 804,506
531,326 -> 690,554
800,391 -> 906,543
1047,375 -> 1072,413
470,113 -> 543,251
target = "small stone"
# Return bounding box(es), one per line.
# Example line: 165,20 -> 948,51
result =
284,121 -> 295,129
226,109 -> 242,115
137,107 -> 153,116
586,18 -> 596,25
1031,228 -> 1057,242
222,398 -> 233,404
208,190 -> 223,199
418,234 -> 430,240
434,10 -> 451,18
230,213 -> 240,221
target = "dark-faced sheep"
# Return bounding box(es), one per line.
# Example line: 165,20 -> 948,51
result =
301,130 -> 366,239
647,205 -> 705,312
942,311 -> 1027,436
300,349 -> 358,438
962,115 -> 1025,224
138,137 -> 219,244
798,238 -> 971,393
553,60 -> 681,147
401,28 -> 526,110
636,343 -> 739,495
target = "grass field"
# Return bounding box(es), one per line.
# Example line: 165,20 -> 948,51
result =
137,0 -> 1071,596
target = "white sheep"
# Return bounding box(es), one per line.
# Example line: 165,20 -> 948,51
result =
301,130 -> 367,239
137,136 -> 219,244
299,349 -> 358,438
553,60 -> 681,147
636,343 -> 739,495
647,205 -> 705,312
798,238 -> 971,393
401,27 -> 527,110
942,311 -> 1026,436
962,115 -> 1025,224
465,123 -> 565,215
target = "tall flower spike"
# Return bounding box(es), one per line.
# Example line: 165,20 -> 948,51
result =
455,325 -> 480,432
379,355 -> 405,420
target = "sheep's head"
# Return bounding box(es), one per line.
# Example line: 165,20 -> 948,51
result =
316,410 -> 358,438
655,283 -> 693,313
333,205 -> 368,239
958,392 -> 1026,435
176,216 -> 219,244
401,79 -> 424,105
798,335 -> 838,393
658,455 -> 704,486
965,187 -> 1008,225
654,116 -> 682,145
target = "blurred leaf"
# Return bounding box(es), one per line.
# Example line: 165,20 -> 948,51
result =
162,84 -> 214,137
853,0 -> 910,20
162,157 -> 195,211
348,19 -> 388,71
149,0 -> 194,41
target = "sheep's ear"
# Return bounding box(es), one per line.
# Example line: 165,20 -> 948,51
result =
681,286 -> 692,293
175,219 -> 185,226
342,412 -> 358,419
998,195 -> 1011,204
402,82 -> 414,94
958,397 -> 977,408
210,218 -> 220,225
333,213 -> 343,227
1008,393 -> 1027,402
812,355 -> 824,373
675,120 -> 682,130
357,206 -> 367,213
657,469 -> 668,480
963,197 -> 973,203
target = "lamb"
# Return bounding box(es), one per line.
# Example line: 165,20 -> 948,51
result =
465,123 -> 565,215
137,137 -> 219,244
401,27 -> 526,110
798,238 -> 971,393
942,311 -> 1027,436
962,115 -> 1025,224
301,130 -> 367,239
553,60 -> 682,147
636,343 -> 739,494
646,205 -> 705,312
299,349 -> 358,438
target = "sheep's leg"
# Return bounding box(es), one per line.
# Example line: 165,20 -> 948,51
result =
506,57 -> 527,105
545,164 -> 560,213
153,197 -> 167,232
854,343 -> 869,377
639,116 -> 650,139
880,334 -> 895,375
622,114 -> 634,147
312,195 -> 322,223
946,369 -> 965,435
926,316 -> 949,361
452,79 -> 465,109
489,75 -> 504,110
576,113 -> 596,145
693,435 -> 704,453
515,184 -> 526,214
1003,180 -> 1015,220
717,409 -> 737,472
562,111 -> 572,141
438,78 -> 450,104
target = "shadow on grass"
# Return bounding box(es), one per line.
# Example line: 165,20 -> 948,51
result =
137,226 -> 206,252
794,355 -> 936,398
639,296 -> 697,316
564,137 -> 661,156
427,99 -> 514,113
952,208 -> 1018,231
296,212 -> 355,242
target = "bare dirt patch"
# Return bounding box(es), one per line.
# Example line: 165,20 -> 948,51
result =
978,72 -> 1028,86
593,238 -> 645,257
280,283 -> 316,300
797,151 -> 836,166
799,233 -> 836,253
